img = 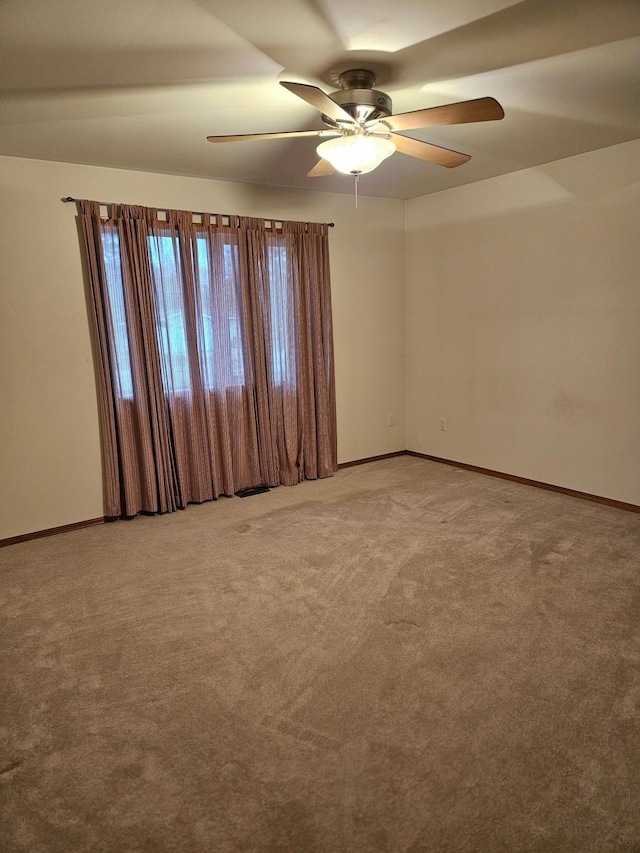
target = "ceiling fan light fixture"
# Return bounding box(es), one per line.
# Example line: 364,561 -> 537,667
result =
316,134 -> 395,175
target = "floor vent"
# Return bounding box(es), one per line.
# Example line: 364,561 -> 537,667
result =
235,485 -> 271,498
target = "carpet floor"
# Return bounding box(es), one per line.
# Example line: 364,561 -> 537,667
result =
1,456 -> 639,852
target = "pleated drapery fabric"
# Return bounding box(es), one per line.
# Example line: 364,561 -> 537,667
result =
78,200 -> 337,518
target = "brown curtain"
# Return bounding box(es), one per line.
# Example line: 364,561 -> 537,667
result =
78,200 -> 337,518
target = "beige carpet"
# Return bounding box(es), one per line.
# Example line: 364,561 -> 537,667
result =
1,456 -> 639,852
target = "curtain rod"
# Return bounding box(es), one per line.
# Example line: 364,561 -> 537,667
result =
61,197 -> 335,227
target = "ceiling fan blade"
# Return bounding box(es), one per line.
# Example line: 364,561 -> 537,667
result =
307,159 -> 335,178
379,97 -> 504,133
280,81 -> 355,125
391,134 -> 471,168
207,130 -> 334,143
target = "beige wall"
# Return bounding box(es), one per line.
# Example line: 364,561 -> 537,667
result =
406,139 -> 640,506
0,156 -> 406,539
3,139 -> 638,539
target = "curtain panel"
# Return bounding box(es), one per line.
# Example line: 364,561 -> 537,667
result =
77,200 -> 337,518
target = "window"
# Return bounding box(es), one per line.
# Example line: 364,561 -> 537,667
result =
79,198 -> 336,517
103,229 -> 264,399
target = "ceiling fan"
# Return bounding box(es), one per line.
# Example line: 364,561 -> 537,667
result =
207,69 -> 504,178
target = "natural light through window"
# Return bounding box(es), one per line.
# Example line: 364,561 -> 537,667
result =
103,227 -> 292,400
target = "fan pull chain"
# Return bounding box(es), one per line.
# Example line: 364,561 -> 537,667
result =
354,173 -> 359,209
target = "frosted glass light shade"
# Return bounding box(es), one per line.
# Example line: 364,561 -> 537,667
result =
316,135 -> 396,175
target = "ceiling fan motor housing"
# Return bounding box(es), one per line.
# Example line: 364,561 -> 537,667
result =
322,69 -> 392,126
327,88 -> 392,124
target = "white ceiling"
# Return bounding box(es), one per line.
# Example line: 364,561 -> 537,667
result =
1,0 -> 639,199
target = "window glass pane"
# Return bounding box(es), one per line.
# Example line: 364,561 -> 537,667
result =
195,236 -> 214,386
148,233 -> 191,394
196,234 -> 246,389
102,227 -> 134,399
268,240 -> 292,385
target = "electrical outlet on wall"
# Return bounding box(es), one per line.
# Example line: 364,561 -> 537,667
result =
388,414 -> 395,427
440,418 -> 447,431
